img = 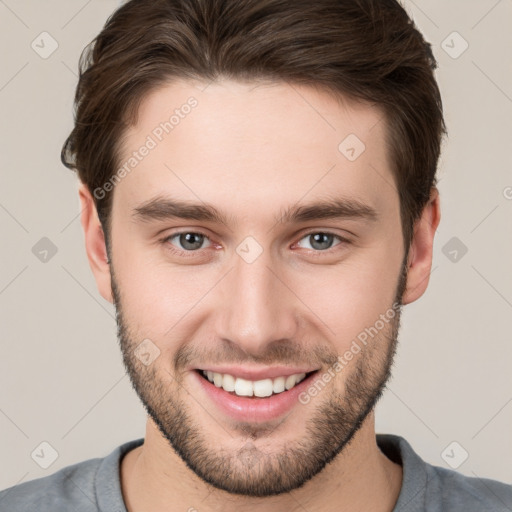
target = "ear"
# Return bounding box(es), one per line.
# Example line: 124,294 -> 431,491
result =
78,183 -> 113,304
401,187 -> 441,305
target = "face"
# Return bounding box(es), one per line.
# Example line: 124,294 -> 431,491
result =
107,79 -> 408,497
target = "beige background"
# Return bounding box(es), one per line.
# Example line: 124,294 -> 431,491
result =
1,0 -> 511,492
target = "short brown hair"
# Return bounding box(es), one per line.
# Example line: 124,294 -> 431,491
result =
61,0 -> 446,255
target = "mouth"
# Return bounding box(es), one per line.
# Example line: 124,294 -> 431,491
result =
193,367 -> 320,423
195,369 -> 318,399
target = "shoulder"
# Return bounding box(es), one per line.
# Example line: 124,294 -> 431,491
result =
427,464 -> 512,511
377,434 -> 512,512
0,457 -> 102,511
0,438 -> 143,512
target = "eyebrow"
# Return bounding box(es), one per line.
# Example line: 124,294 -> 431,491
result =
132,195 -> 378,227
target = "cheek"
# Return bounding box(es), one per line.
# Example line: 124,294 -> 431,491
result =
116,269 -> 203,338
111,219 -> 196,327
112,216 -> 403,351
291,244 -> 402,346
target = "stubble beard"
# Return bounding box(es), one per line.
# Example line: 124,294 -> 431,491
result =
111,258 -> 408,497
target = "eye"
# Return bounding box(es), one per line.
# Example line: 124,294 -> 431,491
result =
295,231 -> 347,251
161,229 -> 350,258
164,231 -> 212,252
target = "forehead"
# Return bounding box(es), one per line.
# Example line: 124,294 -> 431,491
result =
113,79 -> 397,224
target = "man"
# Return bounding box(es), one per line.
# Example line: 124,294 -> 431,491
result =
1,0 -> 511,511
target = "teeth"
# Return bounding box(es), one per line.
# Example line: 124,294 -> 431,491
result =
213,372 -> 223,387
285,374 -> 297,390
202,370 -> 308,397
235,378 -> 254,397
222,373 -> 236,392
253,379 -> 273,397
272,376 -> 285,394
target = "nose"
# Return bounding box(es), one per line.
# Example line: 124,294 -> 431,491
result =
214,246 -> 300,357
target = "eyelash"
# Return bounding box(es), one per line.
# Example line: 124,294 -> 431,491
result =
160,230 -> 352,259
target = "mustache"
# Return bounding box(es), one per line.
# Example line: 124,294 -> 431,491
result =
174,341 -> 339,372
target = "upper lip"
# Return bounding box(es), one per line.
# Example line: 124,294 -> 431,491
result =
195,365 -> 318,381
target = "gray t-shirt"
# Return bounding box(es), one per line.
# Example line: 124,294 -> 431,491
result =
1,434 -> 511,511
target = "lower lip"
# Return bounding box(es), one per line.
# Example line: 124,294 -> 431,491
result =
193,370 -> 318,423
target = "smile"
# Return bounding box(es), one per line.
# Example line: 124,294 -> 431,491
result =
200,369 -> 312,398
193,368 -> 320,423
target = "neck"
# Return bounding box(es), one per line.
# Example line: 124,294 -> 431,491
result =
121,411 -> 403,512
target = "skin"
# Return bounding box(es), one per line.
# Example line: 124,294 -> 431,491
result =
79,79 -> 440,512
